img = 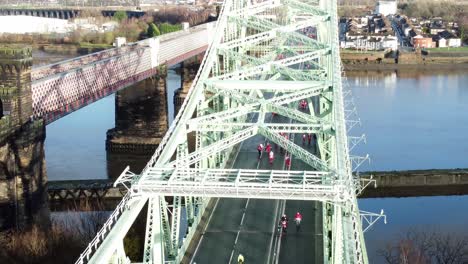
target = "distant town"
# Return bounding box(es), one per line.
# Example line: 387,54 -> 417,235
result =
339,0 -> 466,51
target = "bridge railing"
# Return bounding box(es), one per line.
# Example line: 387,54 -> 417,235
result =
31,44 -> 141,81
74,192 -> 131,264
32,22 -> 215,82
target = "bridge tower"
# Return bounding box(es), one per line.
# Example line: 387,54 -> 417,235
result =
0,45 -> 48,229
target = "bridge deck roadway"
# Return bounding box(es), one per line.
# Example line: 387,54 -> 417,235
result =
191,112 -> 323,264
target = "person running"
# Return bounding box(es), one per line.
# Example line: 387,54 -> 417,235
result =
269,150 -> 274,165
265,143 -> 271,153
280,214 -> 289,233
285,155 -> 291,169
257,143 -> 264,159
294,211 -> 303,231
300,99 -> 307,109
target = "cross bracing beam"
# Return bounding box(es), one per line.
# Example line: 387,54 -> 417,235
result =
132,168 -> 349,202
229,0 -> 282,16
218,30 -> 277,50
201,81 -> 329,127
205,80 -> 329,91
282,0 -> 329,16
186,106 -> 257,130
191,122 -> 330,134
265,103 -> 323,124
237,15 -> 328,50
168,127 -> 256,167
212,47 -> 330,81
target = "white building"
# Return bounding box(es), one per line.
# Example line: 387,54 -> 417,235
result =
382,36 -> 398,50
375,0 -> 397,16
447,38 -> 461,47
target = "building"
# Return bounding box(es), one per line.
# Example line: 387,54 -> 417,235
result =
430,26 -> 446,35
432,35 -> 447,48
382,36 -> 398,50
340,14 -> 397,51
438,30 -> 462,47
412,35 -> 435,48
375,0 -> 397,16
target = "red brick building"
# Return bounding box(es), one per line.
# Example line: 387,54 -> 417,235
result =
412,35 -> 436,48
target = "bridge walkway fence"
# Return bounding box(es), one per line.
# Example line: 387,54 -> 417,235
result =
31,22 -> 215,124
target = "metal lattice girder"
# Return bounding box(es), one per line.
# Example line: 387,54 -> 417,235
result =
192,122 -> 330,134
348,134 -> 366,152
360,210 -> 386,233
283,0 -> 329,16
168,127 -> 256,167
185,196 -> 195,224
160,199 -> 172,255
229,0 -> 282,17
206,80 -> 329,92
78,0 -> 372,263
266,103 -> 322,124
267,123 -> 332,134
213,48 -> 330,80
113,166 -> 137,190
133,168 -> 349,202
169,196 -> 182,257
187,106 -> 257,129
143,197 -> 164,264
238,15 -> 328,50
208,80 -> 328,108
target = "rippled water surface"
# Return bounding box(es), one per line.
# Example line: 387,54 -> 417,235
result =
349,71 -> 468,262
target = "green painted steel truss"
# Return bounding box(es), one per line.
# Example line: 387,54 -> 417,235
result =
74,0 -> 370,263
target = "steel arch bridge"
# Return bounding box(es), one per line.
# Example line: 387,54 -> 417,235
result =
75,0 -> 374,263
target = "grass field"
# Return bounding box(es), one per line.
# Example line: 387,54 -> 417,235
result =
425,47 -> 468,53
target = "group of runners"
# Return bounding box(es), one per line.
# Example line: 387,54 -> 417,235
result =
256,130 -> 314,167
257,142 -> 292,169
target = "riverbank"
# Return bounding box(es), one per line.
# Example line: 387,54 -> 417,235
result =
37,43 -> 111,55
341,48 -> 468,71
360,169 -> 468,198
344,62 -> 468,71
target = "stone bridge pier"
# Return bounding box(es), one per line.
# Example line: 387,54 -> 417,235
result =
0,46 -> 48,229
106,56 -> 202,180
106,68 -> 168,179
174,57 -> 202,116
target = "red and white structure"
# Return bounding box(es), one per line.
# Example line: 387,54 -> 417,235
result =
31,22 -> 215,124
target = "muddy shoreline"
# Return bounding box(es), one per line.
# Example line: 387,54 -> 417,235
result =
344,62 -> 468,72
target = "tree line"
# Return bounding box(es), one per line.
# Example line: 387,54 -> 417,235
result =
0,6 -> 214,46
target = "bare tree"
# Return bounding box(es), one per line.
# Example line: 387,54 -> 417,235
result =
431,233 -> 468,264
379,228 -> 468,264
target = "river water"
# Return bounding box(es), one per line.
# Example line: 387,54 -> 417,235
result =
349,70 -> 468,262
41,51 -> 468,262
